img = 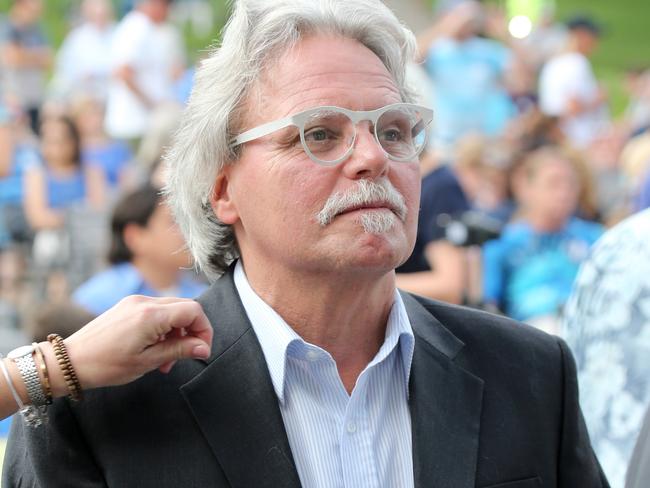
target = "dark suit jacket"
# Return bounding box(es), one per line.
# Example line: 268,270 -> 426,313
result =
3,268 -> 609,488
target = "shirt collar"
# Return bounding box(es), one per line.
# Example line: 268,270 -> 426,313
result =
234,261 -> 415,403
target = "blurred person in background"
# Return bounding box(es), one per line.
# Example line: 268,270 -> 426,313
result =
454,134 -> 517,225
50,0 -> 116,101
563,209 -> 650,488
27,301 -> 96,343
395,151 -> 470,304
23,115 -> 105,232
538,15 -> 609,149
105,0 -> 185,142
483,145 -> 603,334
72,95 -> 135,193
72,184 -> 206,316
416,1 -> 517,154
0,102 -> 11,180
518,3 -> 568,70
0,99 -> 40,329
622,65 -> 650,137
0,0 -> 52,135
22,115 -> 106,299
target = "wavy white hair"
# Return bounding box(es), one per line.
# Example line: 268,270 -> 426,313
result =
164,0 -> 417,281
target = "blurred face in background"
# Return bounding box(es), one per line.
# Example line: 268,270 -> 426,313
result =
82,0 -> 114,28
40,118 -> 79,170
73,98 -> 105,141
146,0 -> 171,23
130,203 -> 192,271
14,0 -> 43,23
573,29 -> 600,56
523,152 -> 580,223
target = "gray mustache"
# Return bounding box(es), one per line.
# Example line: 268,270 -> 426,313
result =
316,179 -> 408,226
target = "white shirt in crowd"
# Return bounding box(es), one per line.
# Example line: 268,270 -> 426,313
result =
50,21 -> 115,100
539,51 -> 609,148
104,10 -> 184,140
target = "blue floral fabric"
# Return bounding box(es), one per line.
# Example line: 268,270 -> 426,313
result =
563,209 -> 650,488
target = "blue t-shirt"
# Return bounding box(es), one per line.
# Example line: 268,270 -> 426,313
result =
0,144 -> 39,206
482,217 -> 603,321
46,168 -> 86,209
397,165 -> 469,273
425,37 -> 515,145
72,262 -> 207,315
82,141 -> 132,187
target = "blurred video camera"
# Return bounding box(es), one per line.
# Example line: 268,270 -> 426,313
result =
437,210 -> 503,247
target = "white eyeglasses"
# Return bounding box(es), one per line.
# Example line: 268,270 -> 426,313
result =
230,103 -> 434,166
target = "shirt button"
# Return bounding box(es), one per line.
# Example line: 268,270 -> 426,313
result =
346,422 -> 357,434
305,350 -> 320,362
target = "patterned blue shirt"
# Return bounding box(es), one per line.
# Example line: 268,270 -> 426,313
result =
234,261 -> 415,488
563,209 -> 650,488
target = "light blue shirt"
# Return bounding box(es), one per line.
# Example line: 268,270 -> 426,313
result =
73,262 -> 207,315
234,261 -> 415,488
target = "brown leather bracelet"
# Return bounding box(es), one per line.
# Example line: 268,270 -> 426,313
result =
47,334 -> 83,402
32,342 -> 53,405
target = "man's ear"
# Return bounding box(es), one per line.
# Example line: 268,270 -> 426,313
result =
210,171 -> 239,225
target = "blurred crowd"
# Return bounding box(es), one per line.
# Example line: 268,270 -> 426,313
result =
1,0 -> 650,485
398,2 -> 650,486
0,0 -> 207,353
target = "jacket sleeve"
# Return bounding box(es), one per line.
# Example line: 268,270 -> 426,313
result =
557,337 -> 610,488
2,397 -> 107,488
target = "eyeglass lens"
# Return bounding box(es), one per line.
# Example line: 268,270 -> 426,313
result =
302,107 -> 427,163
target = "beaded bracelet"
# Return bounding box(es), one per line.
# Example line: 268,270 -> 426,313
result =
47,334 -> 83,402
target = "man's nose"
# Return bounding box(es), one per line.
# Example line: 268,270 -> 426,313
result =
340,124 -> 389,180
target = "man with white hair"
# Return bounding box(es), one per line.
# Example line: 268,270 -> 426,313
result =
4,1 -> 608,486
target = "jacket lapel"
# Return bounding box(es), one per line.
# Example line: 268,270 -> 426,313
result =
181,269 -> 301,488
401,293 -> 484,488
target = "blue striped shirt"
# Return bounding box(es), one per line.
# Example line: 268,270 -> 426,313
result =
234,261 -> 415,488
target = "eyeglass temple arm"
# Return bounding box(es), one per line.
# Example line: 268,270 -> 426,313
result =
230,115 -> 296,146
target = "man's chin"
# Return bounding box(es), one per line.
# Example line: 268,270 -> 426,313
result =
358,210 -> 399,234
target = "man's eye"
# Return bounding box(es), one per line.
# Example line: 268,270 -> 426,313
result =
304,128 -> 332,142
380,128 -> 403,142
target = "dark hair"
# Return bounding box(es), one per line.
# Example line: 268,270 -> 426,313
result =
29,301 -> 96,343
108,185 -> 161,264
41,115 -> 82,167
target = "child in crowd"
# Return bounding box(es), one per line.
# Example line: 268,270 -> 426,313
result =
22,115 -> 106,298
71,96 -> 134,193
482,145 -> 603,334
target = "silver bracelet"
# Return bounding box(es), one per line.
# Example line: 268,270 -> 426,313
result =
0,354 -> 25,410
1,354 -> 47,426
13,354 -> 48,406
